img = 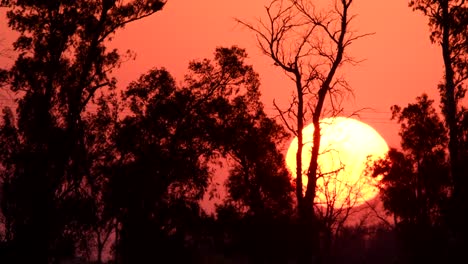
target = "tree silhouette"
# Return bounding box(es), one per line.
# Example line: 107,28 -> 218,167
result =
314,166 -> 380,263
237,0 -> 369,262
82,90 -> 120,263
212,54 -> 294,262
0,0 -> 165,262
0,0 -> 448,262
409,0 -> 468,252
371,94 -> 451,262
107,67 -> 208,263
103,46 -> 291,263
221,90 -> 293,218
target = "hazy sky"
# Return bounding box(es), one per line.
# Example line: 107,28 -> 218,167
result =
1,0 -> 443,148
0,0 -> 449,219
109,0 -> 442,149
108,0 -> 443,214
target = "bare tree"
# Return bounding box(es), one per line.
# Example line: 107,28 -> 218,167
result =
315,154 -> 389,262
237,0 -> 369,261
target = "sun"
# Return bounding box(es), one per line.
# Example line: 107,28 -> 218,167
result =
285,117 -> 389,208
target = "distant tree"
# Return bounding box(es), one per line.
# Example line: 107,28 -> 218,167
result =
82,90 -> 121,263
214,60 -> 294,263
106,67 -> 205,263
314,168 -> 376,263
237,0 -> 369,262
0,0 -> 165,262
408,0 -> 468,244
371,94 -> 450,262
222,94 -> 293,219
106,46 -> 287,263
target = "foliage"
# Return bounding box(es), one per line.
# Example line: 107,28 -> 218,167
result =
2,0 -> 454,262
408,1 -> 467,257
221,79 -> 293,218
212,49 -> 294,262
409,0 -> 467,90
374,94 -> 449,224
102,46 -> 294,263
0,0 -> 165,262
371,94 -> 451,262
1,7 -> 294,259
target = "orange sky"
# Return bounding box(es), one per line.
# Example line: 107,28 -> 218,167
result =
1,1 -> 443,148
0,0 -> 450,220
109,0 -> 443,149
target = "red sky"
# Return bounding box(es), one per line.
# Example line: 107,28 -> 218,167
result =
107,0 -> 442,149
1,1 -> 443,148
107,0 -> 443,215
0,0 -> 448,218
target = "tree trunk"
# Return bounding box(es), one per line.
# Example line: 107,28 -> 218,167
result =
441,0 -> 460,199
296,71 -> 305,212
440,0 -> 467,257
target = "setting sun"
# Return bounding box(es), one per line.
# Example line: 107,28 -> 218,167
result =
286,117 -> 389,208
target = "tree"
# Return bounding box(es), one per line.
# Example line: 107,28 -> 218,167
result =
107,67 -> 208,263
215,68 -> 294,263
314,168 -> 376,262
0,0 -> 165,262
237,0 -> 369,262
82,90 -> 121,263
222,94 -> 293,219
408,0 -> 468,242
106,46 -> 287,263
371,94 -> 451,262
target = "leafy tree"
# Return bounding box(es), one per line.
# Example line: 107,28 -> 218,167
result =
0,0 -> 165,262
82,90 -> 121,263
408,0 -> 468,243
371,94 -> 450,262
106,46 -> 290,263
106,67 -> 206,263
222,93 -> 293,218
213,61 -> 294,263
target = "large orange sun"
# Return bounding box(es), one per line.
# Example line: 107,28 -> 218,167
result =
286,117 -> 389,208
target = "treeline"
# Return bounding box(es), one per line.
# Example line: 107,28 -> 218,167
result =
0,1 -> 294,262
0,1 -> 467,264
373,1 -> 468,263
